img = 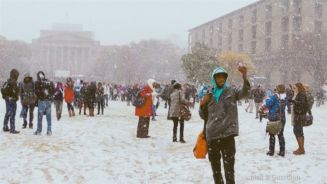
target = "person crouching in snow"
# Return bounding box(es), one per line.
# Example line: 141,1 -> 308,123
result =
64,77 -> 75,117
135,79 -> 156,138
199,65 -> 250,184
260,84 -> 287,157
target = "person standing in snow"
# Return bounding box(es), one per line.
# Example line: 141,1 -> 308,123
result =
2,69 -> 20,134
87,81 -> 97,117
245,88 -> 254,113
80,81 -> 88,115
199,65 -> 250,184
53,82 -> 64,121
253,84 -> 265,119
168,82 -> 190,143
104,83 -> 109,107
34,71 -> 55,136
260,84 -> 287,156
64,77 -> 75,117
96,82 -> 105,115
20,73 -> 36,129
286,84 -> 294,114
289,83 -> 307,155
135,79 -> 156,138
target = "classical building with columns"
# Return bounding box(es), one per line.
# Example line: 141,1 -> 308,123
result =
31,24 -> 100,78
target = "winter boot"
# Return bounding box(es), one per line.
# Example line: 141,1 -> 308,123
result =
72,110 -> 75,117
22,120 -> 28,129
68,110 -> 72,117
10,130 -> 20,134
3,126 -> 9,132
89,109 -> 94,117
29,123 -> 33,129
293,137 -> 305,155
46,131 -> 52,136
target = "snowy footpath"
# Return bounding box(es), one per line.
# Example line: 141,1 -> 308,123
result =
0,100 -> 326,184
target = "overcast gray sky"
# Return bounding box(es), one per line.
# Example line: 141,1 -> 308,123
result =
0,0 -> 258,47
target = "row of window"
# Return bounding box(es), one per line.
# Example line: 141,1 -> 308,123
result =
206,29 -> 324,54
207,0 -> 324,35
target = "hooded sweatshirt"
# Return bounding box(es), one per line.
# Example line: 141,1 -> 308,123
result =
35,71 -> 55,101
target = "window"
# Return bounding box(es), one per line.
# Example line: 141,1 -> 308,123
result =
266,5 -> 272,19
195,32 -> 199,42
238,44 -> 243,52
315,3 -> 323,18
202,29 -> 206,43
228,19 -> 233,29
252,26 -> 257,39
239,29 -> 244,41
281,0 -> 290,14
251,41 -> 256,54
265,21 -> 272,36
228,32 -> 232,43
239,15 -> 244,27
218,35 -> 222,46
281,17 -> 289,32
265,38 -> 271,52
281,34 -> 289,49
210,26 -> 214,35
292,34 -> 300,43
218,23 -> 223,33
315,21 -> 322,33
293,16 -> 302,32
252,9 -> 257,24
293,0 -> 302,14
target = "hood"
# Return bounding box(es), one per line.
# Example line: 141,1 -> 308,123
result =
75,79 -> 81,87
211,67 -> 229,103
211,67 -> 228,87
56,82 -> 63,89
37,71 -> 45,81
23,73 -> 33,83
10,69 -> 19,81
147,79 -> 156,91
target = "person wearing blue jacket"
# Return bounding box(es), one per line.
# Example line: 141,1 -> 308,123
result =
260,85 -> 287,156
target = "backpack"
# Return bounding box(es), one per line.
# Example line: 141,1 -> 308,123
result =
132,90 -> 146,107
1,81 -> 10,99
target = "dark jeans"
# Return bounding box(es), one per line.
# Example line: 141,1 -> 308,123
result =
21,104 -> 35,125
171,117 -> 184,139
207,136 -> 236,184
54,100 -> 63,119
136,117 -> 150,138
97,100 -> 104,114
3,100 -> 17,131
67,102 -> 74,112
269,120 -> 285,153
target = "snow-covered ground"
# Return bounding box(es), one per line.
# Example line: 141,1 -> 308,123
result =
0,100 -> 326,184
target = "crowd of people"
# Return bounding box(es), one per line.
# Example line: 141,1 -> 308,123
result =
1,67 -> 326,184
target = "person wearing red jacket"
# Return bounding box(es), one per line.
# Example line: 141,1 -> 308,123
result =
64,78 -> 75,117
135,79 -> 156,138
